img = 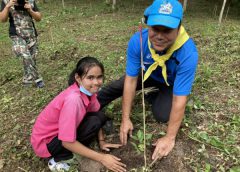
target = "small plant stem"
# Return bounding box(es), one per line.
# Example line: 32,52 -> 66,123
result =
150,156 -> 161,168
142,82 -> 147,168
139,22 -> 147,168
18,167 -> 28,172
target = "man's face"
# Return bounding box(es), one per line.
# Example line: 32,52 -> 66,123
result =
148,25 -> 179,52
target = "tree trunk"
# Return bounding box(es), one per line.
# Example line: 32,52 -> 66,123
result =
183,0 -> 187,11
112,0 -> 116,10
178,0 -> 187,11
219,0 -> 227,25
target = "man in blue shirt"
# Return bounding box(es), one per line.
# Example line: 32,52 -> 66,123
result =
98,0 -> 198,162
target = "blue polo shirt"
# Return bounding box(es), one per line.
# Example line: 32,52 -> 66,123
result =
126,28 -> 198,96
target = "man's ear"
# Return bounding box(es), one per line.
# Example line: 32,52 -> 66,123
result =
177,25 -> 181,35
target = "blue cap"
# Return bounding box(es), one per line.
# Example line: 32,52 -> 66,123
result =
144,0 -> 183,29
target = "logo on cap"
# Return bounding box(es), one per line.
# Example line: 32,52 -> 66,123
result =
159,2 -> 173,14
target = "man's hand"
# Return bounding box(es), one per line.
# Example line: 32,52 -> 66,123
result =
6,0 -> 16,8
22,1 -> 42,21
24,1 -> 32,12
100,154 -> 126,172
152,136 -> 175,160
120,118 -> 133,145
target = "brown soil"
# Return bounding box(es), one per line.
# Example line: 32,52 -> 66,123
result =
76,122 -> 195,172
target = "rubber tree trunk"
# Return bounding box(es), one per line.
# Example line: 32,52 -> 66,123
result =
179,0 -> 187,11
112,0 -> 116,10
219,0 -> 227,25
183,0 -> 187,11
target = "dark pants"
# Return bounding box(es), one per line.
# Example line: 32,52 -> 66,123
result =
47,111 -> 107,162
98,75 -> 173,123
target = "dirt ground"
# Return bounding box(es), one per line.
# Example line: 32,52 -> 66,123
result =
76,118 -> 196,172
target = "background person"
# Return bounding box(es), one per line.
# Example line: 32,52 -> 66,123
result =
0,0 -> 44,88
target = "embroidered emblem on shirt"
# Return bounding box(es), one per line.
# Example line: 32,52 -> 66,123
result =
146,54 -> 152,59
159,2 -> 173,14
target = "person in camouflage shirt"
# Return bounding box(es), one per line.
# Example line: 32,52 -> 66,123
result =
0,0 -> 44,88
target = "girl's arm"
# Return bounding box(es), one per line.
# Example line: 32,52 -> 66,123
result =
24,2 -> 41,21
0,0 -> 15,22
98,128 -> 105,141
62,140 -> 126,172
98,128 -> 122,151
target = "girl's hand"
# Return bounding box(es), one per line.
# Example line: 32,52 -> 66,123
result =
100,154 -> 126,172
6,0 -> 16,8
99,140 -> 122,151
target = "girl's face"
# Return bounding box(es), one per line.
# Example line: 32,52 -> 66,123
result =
76,66 -> 104,94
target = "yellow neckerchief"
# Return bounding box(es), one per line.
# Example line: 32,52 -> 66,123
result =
144,26 -> 189,86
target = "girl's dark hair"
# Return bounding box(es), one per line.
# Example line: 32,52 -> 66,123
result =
68,56 -> 104,86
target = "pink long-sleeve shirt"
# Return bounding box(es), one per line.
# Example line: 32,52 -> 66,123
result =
31,83 -> 100,157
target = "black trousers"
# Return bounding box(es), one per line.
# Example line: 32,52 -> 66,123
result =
47,111 -> 107,162
98,75 -> 173,123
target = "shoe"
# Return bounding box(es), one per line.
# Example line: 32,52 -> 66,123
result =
48,158 -> 70,172
22,75 -> 33,86
35,78 -> 45,88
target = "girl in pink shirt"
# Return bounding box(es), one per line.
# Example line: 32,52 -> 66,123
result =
31,56 -> 126,172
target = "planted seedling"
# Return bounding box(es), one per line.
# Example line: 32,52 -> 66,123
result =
131,129 -> 153,154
